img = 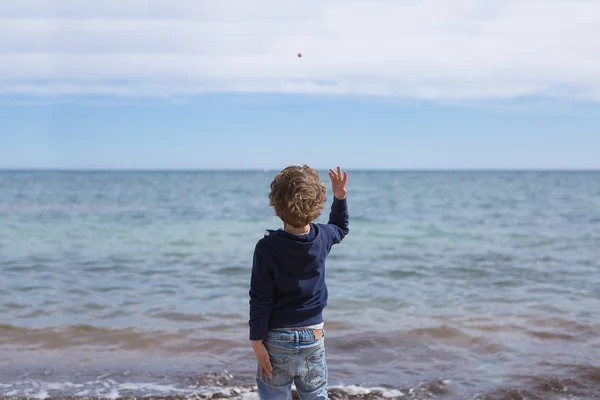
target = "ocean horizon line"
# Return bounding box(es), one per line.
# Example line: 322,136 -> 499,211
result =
1,168 -> 599,173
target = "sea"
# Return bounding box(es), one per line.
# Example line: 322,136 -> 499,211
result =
0,170 -> 599,400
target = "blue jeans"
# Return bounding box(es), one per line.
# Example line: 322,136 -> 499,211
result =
256,329 -> 328,400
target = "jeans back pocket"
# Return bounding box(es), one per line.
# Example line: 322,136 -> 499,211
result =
305,345 -> 327,388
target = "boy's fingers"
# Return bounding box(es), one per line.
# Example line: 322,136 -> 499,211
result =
266,359 -> 273,378
337,166 -> 342,178
259,365 -> 265,380
343,171 -> 348,183
261,364 -> 273,379
259,357 -> 273,379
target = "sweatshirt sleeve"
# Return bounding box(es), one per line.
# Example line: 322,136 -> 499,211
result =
248,241 -> 274,341
324,197 -> 349,245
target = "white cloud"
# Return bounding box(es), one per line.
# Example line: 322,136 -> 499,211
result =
0,0 -> 599,99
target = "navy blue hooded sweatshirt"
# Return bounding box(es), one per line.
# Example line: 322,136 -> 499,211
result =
249,197 -> 349,341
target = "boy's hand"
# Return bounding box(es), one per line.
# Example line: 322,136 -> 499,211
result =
252,340 -> 273,380
329,166 -> 348,200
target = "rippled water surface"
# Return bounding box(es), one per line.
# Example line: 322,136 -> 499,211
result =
1,171 -> 599,399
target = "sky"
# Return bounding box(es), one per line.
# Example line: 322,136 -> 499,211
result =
1,0 -> 600,170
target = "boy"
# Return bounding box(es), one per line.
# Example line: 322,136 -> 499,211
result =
249,165 -> 349,400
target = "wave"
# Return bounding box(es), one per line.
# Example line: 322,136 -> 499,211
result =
0,324 -> 215,352
462,316 -> 600,342
1,319 -> 597,352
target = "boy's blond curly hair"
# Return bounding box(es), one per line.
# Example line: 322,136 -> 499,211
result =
269,165 -> 327,228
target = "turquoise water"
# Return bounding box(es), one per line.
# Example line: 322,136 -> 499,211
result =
1,171 -> 599,399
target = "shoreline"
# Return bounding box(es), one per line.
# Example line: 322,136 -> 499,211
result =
1,368 -> 599,400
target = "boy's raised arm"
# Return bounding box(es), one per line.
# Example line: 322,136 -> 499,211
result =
248,242 -> 274,341
327,197 -> 349,242
325,166 -> 349,244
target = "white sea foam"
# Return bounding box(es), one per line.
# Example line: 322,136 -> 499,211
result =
0,379 -> 430,399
